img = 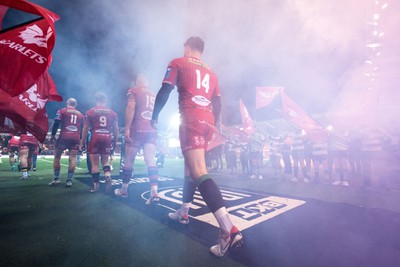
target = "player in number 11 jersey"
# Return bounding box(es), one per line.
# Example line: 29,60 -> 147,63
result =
49,98 -> 84,187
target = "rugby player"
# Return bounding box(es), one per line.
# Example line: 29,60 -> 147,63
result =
7,134 -> 20,171
49,98 -> 84,187
115,74 -> 159,204
151,37 -> 243,257
18,132 -> 39,180
81,92 -> 118,193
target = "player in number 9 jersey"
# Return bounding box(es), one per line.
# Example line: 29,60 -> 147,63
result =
81,92 -> 118,193
152,36 -> 242,257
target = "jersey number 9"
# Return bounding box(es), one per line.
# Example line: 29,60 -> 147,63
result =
99,116 -> 107,127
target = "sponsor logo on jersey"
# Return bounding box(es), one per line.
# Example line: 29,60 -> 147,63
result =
191,95 -> 211,107
141,111 -> 152,120
95,129 -> 110,134
66,125 -> 78,132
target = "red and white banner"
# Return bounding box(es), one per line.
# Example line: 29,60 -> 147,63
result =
0,71 -> 62,141
256,86 -> 282,109
0,0 -> 59,96
239,99 -> 254,136
206,128 -> 227,152
220,124 -> 249,143
280,92 -> 327,141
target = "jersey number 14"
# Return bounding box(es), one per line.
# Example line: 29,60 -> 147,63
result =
195,69 -> 210,93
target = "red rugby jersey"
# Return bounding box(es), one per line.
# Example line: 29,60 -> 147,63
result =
127,86 -> 156,133
162,56 -> 220,122
54,107 -> 84,139
84,105 -> 118,135
19,132 -> 38,145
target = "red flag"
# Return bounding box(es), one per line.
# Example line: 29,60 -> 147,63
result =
256,86 -> 282,109
280,92 -> 326,140
240,99 -> 254,136
0,0 -> 59,96
207,128 -> 227,152
0,72 -> 62,141
221,124 -> 250,143
0,5 -> 7,28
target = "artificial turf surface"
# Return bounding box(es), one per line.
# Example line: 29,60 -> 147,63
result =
2,156 -> 400,267
0,157 -> 244,267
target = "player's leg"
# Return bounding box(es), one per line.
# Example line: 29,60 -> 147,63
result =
9,150 -> 16,170
66,149 -> 78,187
143,142 -> 159,204
115,144 -> 138,197
32,151 -> 37,171
27,146 -> 35,176
89,153 -> 100,192
18,147 -> 29,180
185,148 -> 242,257
100,153 -> 112,193
168,160 -> 196,224
50,145 -> 63,186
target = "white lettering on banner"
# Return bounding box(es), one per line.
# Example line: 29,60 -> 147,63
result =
0,39 -> 47,64
18,84 -> 48,112
156,186 -> 306,231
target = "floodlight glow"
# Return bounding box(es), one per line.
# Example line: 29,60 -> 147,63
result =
366,42 -> 381,48
378,32 -> 384,37
381,3 -> 388,9
326,125 -> 333,131
169,114 -> 180,127
373,14 -> 380,20
365,60 -> 373,64
168,138 -> 180,148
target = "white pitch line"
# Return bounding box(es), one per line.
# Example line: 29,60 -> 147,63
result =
39,158 -> 83,170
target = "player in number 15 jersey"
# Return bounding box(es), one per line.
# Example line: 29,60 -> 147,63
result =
115,74 -> 159,203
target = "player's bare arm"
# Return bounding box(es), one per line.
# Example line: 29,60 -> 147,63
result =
80,123 -> 89,150
113,120 -> 119,149
124,98 -> 136,144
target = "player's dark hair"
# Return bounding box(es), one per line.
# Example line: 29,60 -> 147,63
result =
184,36 -> 204,53
95,92 -> 107,104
